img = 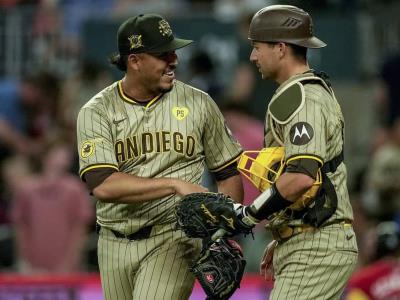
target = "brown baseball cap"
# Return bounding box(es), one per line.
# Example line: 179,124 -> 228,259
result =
118,14 -> 193,55
248,5 -> 326,48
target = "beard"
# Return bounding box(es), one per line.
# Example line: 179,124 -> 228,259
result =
158,79 -> 175,93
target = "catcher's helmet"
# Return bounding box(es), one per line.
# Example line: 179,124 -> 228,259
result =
238,147 -> 322,210
375,221 -> 400,259
248,5 -> 326,49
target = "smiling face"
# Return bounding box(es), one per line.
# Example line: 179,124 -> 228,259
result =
130,50 -> 178,97
249,41 -> 280,81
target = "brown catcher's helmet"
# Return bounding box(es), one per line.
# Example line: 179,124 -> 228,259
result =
248,5 -> 326,49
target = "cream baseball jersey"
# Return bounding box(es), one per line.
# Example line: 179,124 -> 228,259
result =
77,80 -> 242,235
264,71 -> 353,224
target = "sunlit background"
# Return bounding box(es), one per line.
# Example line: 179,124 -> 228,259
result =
0,0 -> 400,299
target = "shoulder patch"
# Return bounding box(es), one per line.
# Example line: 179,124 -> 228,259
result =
80,140 -> 95,158
289,122 -> 314,145
268,82 -> 305,124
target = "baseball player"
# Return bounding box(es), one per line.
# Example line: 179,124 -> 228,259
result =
229,5 -> 359,299
76,14 -> 243,300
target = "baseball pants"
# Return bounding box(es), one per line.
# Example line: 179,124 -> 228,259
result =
98,223 -> 201,300
270,223 -> 358,300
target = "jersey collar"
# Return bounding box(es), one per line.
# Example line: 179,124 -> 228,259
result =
117,81 -> 162,108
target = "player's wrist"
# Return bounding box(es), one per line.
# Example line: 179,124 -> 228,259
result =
170,178 -> 184,194
233,203 -> 259,228
248,183 -> 292,220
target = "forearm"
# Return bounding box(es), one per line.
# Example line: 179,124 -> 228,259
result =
247,172 -> 314,220
217,174 -> 244,204
93,172 -> 178,203
93,172 -> 207,203
275,172 -> 314,201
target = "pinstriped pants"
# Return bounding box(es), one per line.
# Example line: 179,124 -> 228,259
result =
270,223 -> 358,300
98,225 -> 202,300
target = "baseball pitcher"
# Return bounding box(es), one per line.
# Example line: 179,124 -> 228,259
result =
76,14 -> 243,300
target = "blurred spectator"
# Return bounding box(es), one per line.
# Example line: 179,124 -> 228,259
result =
10,139 -> 94,274
231,11 -> 276,120
187,50 -> 224,100
220,100 -> 267,272
0,0 -> 39,8
1,155 -> 33,224
111,0 -> 182,18
376,52 -> 400,128
363,118 -> 400,221
60,0 -> 114,48
0,72 -> 61,162
0,76 -> 40,161
345,221 -> 400,300
214,0 -> 269,21
220,101 -> 263,205
31,0 -> 64,67
0,155 -> 33,269
351,195 -> 376,267
60,61 -> 113,131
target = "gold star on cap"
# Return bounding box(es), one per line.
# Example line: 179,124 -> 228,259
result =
158,19 -> 172,37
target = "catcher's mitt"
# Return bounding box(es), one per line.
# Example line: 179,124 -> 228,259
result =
175,192 -> 253,239
192,238 -> 246,300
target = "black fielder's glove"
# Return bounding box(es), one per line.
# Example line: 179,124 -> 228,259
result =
192,238 -> 246,300
175,192 -> 258,239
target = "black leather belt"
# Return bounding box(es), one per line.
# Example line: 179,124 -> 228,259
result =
96,223 -> 152,241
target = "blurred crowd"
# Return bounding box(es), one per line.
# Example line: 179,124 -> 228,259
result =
0,0 -> 400,288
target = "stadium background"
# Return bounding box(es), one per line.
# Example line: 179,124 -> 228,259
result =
0,0 -> 399,299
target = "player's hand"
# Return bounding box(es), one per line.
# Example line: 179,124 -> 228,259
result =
173,180 -> 208,196
260,240 -> 278,281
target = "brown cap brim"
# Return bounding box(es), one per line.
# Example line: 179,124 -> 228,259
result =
293,36 -> 327,49
249,36 -> 327,49
147,38 -> 193,54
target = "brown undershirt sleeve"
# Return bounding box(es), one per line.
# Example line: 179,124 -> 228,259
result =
285,158 -> 320,179
84,168 -> 117,192
213,162 -> 240,181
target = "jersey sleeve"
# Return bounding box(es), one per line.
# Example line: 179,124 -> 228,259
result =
202,96 -> 243,172
282,91 -> 326,165
76,106 -> 119,180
